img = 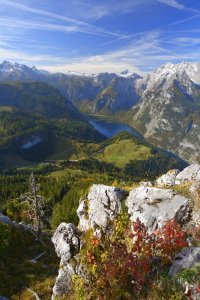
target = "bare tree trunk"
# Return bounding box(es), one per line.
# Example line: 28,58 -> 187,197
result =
14,173 -> 48,240
31,174 -> 42,239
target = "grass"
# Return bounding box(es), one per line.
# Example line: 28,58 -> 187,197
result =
47,138 -> 153,169
93,140 -> 152,168
0,223 -> 59,300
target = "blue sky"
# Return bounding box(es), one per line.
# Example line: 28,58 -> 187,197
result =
0,0 -> 200,75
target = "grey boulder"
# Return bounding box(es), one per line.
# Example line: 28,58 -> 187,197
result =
168,247 -> 200,278
51,223 -> 82,299
126,186 -> 192,233
52,222 -> 81,265
77,184 -> 126,235
176,164 -> 200,182
156,169 -> 181,187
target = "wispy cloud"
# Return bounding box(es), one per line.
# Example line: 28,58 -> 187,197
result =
166,14 -> 200,27
40,29 -> 200,74
0,16 -> 119,36
1,27 -> 200,76
0,47 -> 61,63
158,0 -> 200,13
63,0 -> 151,21
170,37 -> 200,46
0,0 -> 121,37
41,32 -> 173,74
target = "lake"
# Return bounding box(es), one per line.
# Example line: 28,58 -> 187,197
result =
87,117 -> 145,140
87,117 -> 189,166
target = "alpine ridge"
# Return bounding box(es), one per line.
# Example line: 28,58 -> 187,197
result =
0,60 -> 200,163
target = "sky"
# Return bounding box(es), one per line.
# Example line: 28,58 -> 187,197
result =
0,0 -> 200,76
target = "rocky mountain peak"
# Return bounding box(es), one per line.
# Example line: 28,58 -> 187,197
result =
136,61 -> 200,95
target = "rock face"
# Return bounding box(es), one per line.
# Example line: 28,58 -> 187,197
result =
156,165 -> 200,187
176,164 -> 200,182
126,186 -> 192,233
52,184 -> 126,299
77,184 -> 126,235
169,247 -> 200,278
169,247 -> 200,300
156,169 -> 181,187
51,223 -> 82,299
127,62 -> 200,164
52,223 -> 81,265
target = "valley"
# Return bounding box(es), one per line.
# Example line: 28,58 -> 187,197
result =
0,60 -> 200,300
0,61 -> 199,164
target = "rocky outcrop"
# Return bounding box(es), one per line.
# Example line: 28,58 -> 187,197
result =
52,173 -> 197,299
126,186 -> 192,233
51,184 -> 126,299
52,223 -> 81,265
77,184 -> 126,236
169,247 -> 200,278
176,164 -> 200,182
51,223 -> 82,299
156,164 -> 200,187
169,247 -> 200,300
156,169 -> 181,187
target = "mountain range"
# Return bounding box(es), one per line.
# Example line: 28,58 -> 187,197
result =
0,60 -> 200,164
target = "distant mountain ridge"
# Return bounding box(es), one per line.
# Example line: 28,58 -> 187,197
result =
0,61 -> 142,112
1,61 -> 200,163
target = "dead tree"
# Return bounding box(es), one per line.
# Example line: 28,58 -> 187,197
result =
14,173 -> 47,239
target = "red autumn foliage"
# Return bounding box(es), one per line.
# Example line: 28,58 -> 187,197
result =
85,219 -> 188,299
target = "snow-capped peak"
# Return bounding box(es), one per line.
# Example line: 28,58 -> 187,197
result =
137,61 -> 200,92
0,61 -> 15,72
118,70 -> 140,78
31,66 -> 51,74
53,70 -> 96,77
0,61 -> 28,73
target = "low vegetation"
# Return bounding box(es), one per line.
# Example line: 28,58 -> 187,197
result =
1,164 -> 200,299
64,217 -> 192,300
0,222 -> 59,300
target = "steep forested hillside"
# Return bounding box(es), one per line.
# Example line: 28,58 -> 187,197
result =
0,82 -> 106,167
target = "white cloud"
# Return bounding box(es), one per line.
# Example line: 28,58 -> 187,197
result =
158,0 -> 200,13
171,37 -> 200,46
